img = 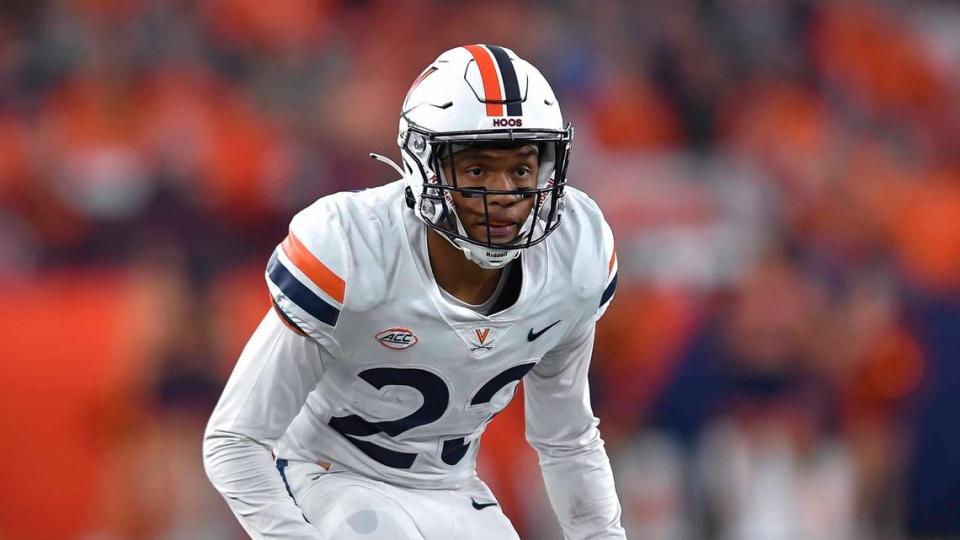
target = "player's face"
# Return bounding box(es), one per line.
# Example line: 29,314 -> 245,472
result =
443,145 -> 539,245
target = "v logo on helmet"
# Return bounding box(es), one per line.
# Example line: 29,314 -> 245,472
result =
408,67 -> 437,94
402,67 -> 438,109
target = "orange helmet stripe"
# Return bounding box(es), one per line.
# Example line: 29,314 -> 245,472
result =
463,44 -> 504,116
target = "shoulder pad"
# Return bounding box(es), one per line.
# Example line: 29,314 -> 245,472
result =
265,196 -> 351,345
595,216 -> 617,321
558,188 -> 618,320
265,188 -> 399,342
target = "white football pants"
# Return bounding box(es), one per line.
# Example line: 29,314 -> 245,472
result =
279,459 -> 521,539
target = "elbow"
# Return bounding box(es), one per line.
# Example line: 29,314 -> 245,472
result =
528,423 -> 605,463
202,424 -> 273,484
202,425 -> 226,487
201,424 -> 249,489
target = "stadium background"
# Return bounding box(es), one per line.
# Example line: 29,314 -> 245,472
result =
1,0 -> 959,538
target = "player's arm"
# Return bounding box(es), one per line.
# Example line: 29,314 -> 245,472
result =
203,309 -> 328,539
524,215 -> 624,538
525,322 -> 625,539
204,201 -> 348,539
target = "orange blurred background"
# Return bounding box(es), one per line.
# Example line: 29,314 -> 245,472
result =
1,1 -> 959,538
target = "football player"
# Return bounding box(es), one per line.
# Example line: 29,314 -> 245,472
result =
204,44 -> 624,539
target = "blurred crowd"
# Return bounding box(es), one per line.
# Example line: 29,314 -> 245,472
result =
1,0 -> 959,539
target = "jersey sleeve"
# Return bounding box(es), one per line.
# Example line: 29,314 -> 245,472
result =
525,322 -> 626,538
203,309 -> 328,539
265,200 -> 349,350
595,217 -> 618,321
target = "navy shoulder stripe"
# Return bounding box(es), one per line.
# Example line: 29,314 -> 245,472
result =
268,252 -> 340,327
599,272 -> 618,308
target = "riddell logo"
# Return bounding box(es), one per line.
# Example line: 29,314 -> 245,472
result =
492,118 -> 522,127
376,327 -> 419,350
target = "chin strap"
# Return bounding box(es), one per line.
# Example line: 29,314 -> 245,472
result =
463,245 -> 518,269
369,152 -> 405,177
430,217 -> 517,269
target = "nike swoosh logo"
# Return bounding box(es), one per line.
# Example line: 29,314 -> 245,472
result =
527,319 -> 562,342
471,497 -> 499,510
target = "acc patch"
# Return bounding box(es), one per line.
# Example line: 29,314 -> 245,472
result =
375,327 -> 419,350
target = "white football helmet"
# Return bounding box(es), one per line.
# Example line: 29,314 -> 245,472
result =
386,44 -> 573,269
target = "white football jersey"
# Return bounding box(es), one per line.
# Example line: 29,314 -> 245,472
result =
266,179 -> 616,488
205,179 -> 623,539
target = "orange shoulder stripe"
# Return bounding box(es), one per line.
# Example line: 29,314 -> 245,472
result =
608,247 -> 617,277
281,233 -> 346,304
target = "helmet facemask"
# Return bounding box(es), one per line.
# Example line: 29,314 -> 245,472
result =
400,122 -> 572,268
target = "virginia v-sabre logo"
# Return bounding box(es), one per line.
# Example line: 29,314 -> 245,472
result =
469,327 -> 495,351
376,327 -> 419,350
